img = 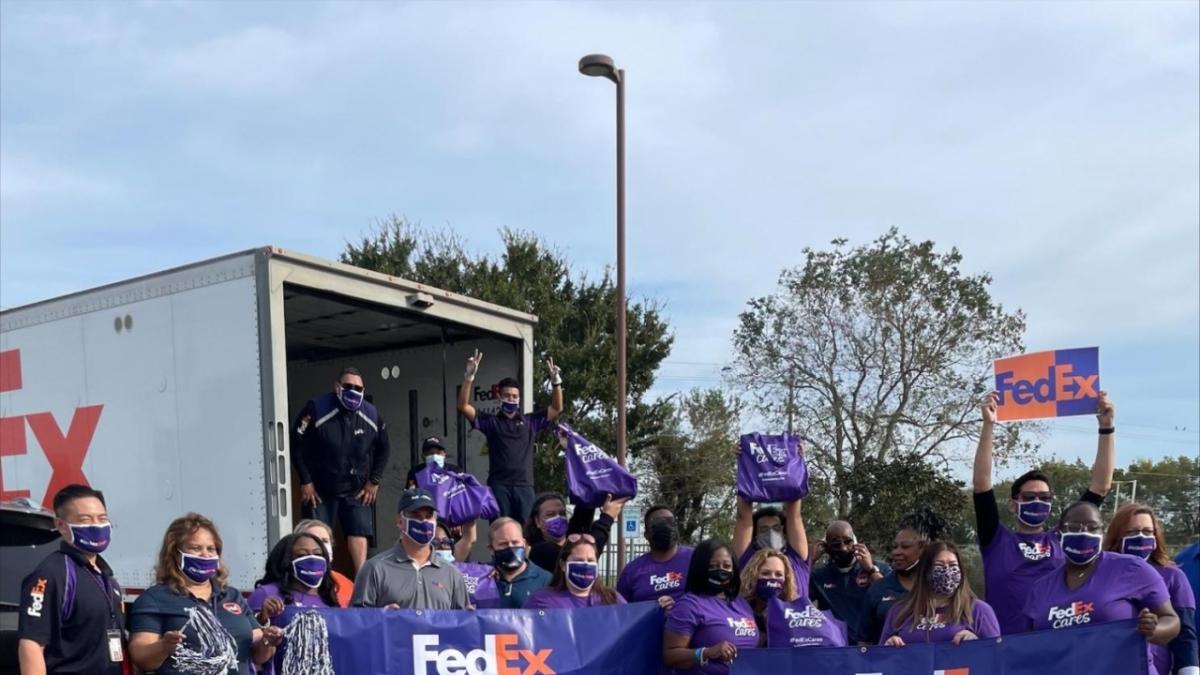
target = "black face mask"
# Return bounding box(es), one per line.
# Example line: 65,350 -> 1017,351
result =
492,546 -> 526,571
648,518 -> 679,551
830,549 -> 855,567
707,568 -> 734,590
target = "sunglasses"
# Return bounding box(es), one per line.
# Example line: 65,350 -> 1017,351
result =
340,383 -> 364,392
1016,492 -> 1053,502
566,533 -> 596,545
431,538 -> 455,549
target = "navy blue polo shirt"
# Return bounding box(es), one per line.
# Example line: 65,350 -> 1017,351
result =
809,559 -> 891,639
854,571 -> 909,645
128,581 -> 257,675
494,561 -> 552,608
16,543 -> 125,675
472,410 -> 550,486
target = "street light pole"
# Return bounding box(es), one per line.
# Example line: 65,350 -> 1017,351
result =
579,53 -> 628,575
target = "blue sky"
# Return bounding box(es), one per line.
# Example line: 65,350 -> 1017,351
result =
2,1 -> 1197,480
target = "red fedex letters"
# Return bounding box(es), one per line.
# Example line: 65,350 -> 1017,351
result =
0,349 -> 103,506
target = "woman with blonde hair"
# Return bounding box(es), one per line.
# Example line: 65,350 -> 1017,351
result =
1104,503 -> 1197,675
128,513 -> 282,675
740,548 -> 846,648
881,541 -> 999,646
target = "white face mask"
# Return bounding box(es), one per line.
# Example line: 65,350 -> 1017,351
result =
434,549 -> 455,564
426,453 -> 446,468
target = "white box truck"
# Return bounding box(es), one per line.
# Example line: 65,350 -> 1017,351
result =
0,246 -> 537,593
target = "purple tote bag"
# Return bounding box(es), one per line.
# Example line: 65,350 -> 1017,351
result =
560,423 -> 638,508
415,464 -> 501,525
736,433 -> 809,502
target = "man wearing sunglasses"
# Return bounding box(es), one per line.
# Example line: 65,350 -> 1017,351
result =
972,389 -> 1117,634
292,367 -> 391,574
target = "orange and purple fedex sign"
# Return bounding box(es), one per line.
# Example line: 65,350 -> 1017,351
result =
993,347 -> 1100,421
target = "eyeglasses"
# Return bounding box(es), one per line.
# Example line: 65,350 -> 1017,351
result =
1016,492 -> 1053,502
825,538 -> 854,547
1061,523 -> 1103,534
566,533 -> 596,545
340,382 -> 364,392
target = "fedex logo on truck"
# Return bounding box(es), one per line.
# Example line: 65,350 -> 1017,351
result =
413,633 -> 553,675
993,347 -> 1100,421
0,349 -> 103,506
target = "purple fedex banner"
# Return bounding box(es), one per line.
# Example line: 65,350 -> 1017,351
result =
732,619 -> 1145,675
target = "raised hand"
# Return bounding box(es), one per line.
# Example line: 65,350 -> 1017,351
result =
982,392 -> 998,425
1096,391 -> 1115,428
465,350 -> 483,380
852,543 -> 875,571
545,357 -> 562,386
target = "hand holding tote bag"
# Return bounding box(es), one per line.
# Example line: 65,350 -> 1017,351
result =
560,422 -> 638,508
736,433 -> 809,502
415,464 -> 501,525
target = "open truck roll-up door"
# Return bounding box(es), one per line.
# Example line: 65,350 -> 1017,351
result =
259,248 -> 537,563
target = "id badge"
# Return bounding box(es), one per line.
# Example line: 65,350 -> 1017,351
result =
107,629 -> 123,662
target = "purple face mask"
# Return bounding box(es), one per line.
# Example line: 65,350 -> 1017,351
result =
500,401 -> 520,415
566,561 -> 598,591
1121,534 -> 1156,559
180,551 -> 221,583
1016,499 -> 1052,527
292,555 -> 328,588
338,386 -> 364,411
68,523 -> 112,554
1060,532 -> 1102,565
544,515 -> 569,540
404,517 -> 436,546
755,578 -> 783,601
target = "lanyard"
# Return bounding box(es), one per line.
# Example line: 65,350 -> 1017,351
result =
83,564 -> 119,627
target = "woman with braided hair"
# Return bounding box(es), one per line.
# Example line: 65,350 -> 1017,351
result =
854,508 -> 946,645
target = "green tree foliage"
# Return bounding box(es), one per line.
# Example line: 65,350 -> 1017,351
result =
341,217 -> 674,491
635,389 -> 742,545
729,229 -> 1034,516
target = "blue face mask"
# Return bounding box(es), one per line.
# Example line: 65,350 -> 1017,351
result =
338,386 -> 364,411
403,517 -> 436,546
434,549 -> 455,564
1016,499 -> 1052,527
180,551 -> 221,583
1121,534 -> 1156,559
493,546 -> 526,571
566,561 -> 598,591
1060,532 -> 1102,565
500,401 -> 520,415
68,522 -> 112,554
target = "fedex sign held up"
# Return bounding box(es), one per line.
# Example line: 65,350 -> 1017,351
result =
993,347 -> 1100,422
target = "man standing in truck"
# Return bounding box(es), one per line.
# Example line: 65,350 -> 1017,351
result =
457,350 -> 563,521
292,367 -> 391,574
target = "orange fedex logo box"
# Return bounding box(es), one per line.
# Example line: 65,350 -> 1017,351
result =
993,347 -> 1100,421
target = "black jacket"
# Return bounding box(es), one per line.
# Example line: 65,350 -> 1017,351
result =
291,392 -> 390,497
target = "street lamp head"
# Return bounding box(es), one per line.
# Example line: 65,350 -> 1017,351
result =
578,53 -> 619,83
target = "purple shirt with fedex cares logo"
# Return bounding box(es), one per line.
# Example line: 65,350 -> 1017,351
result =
1022,552 -> 1169,675
980,523 -> 1062,634
665,593 -> 759,675
765,597 -> 847,648
738,544 -> 810,599
878,599 -> 1000,645
455,562 -> 500,609
617,546 -> 693,603
522,587 -> 627,609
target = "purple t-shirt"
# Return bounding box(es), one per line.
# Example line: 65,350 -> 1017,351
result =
664,593 -> 759,675
1022,552 -> 1169,675
617,546 -> 693,602
472,410 -> 550,486
247,583 -> 332,675
456,562 -> 500,609
980,522 -> 1063,633
737,544 -> 810,599
879,599 -> 1000,644
1151,564 -> 1196,675
522,587 -> 627,609
764,597 -> 847,648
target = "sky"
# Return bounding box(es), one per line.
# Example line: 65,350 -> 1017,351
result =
2,0 -> 1197,482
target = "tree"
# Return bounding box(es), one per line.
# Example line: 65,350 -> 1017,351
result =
729,229 -> 1034,517
341,217 -> 674,491
635,389 -> 741,544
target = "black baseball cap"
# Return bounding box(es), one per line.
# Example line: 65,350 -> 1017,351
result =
398,488 -> 436,514
421,436 -> 446,453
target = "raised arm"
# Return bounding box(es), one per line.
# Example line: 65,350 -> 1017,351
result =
546,357 -> 564,421
454,520 -> 477,562
973,392 -> 997,493
458,350 -> 483,423
1088,392 -> 1115,497
733,495 -> 753,560
784,499 -> 808,560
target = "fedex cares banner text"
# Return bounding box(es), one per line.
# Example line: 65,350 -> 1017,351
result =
993,347 -> 1100,421
733,618 -> 1145,675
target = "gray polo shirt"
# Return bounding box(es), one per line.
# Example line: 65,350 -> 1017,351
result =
350,544 -> 470,609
